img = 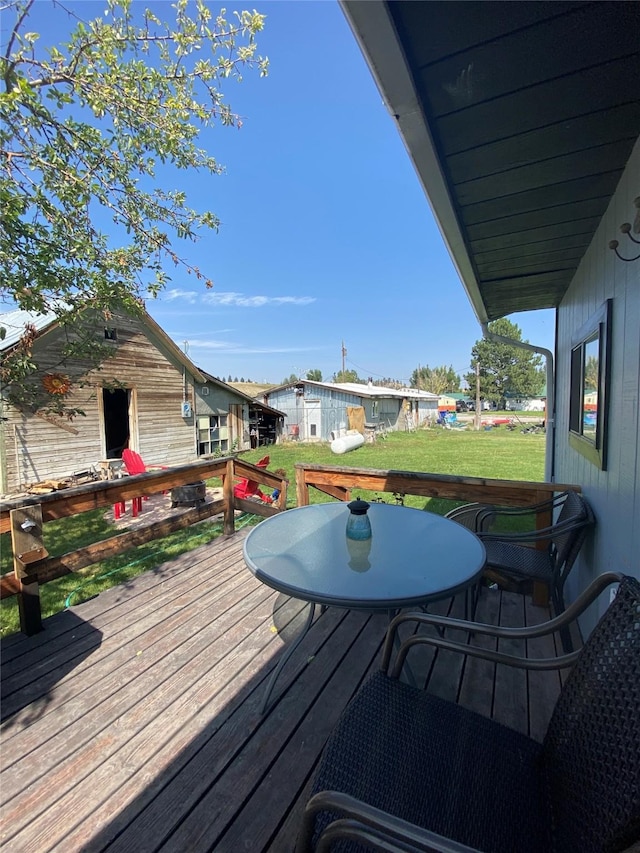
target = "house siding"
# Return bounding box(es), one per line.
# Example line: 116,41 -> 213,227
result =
194,384 -> 250,452
0,312 -> 198,492
264,383 -> 438,441
555,137 -> 640,630
265,385 -> 363,442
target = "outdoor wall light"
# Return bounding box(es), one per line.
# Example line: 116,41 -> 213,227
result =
609,196 -> 640,262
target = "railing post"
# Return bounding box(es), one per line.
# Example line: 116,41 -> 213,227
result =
296,466 -> 310,506
11,506 -> 46,635
223,459 -> 236,535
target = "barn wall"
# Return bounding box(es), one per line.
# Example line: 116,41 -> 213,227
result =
1,312 -> 197,493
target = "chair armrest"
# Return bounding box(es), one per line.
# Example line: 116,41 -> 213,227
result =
298,790 -> 484,853
381,572 -> 622,677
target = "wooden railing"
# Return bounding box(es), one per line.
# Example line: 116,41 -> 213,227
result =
1,457 -> 288,635
2,457 -> 582,637
294,462 -> 582,608
295,463 -> 580,508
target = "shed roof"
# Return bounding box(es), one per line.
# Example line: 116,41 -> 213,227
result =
198,369 -> 285,417
341,1 -> 640,323
0,308 -> 57,349
266,379 -> 438,401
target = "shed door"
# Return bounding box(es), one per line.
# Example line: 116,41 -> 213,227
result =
303,399 -> 321,441
229,404 -> 243,450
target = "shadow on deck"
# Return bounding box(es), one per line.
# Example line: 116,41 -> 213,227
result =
0,530 -> 566,852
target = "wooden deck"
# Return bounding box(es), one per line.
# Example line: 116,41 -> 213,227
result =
0,530 -> 569,853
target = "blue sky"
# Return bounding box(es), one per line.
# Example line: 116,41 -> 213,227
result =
10,0 -> 555,385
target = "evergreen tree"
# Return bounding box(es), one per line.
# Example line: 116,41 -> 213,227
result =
465,319 -> 544,408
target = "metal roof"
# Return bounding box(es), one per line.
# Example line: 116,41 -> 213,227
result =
341,0 -> 640,322
0,309 -> 57,350
331,382 -> 438,400
267,379 -> 438,400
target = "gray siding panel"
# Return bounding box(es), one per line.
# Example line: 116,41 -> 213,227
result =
555,136 -> 640,632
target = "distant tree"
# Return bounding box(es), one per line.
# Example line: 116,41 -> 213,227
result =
282,373 -> 300,385
584,355 -> 599,391
228,374 -> 233,382
372,377 -> 404,389
306,368 -> 322,381
411,365 -> 460,395
464,319 -> 544,407
240,376 -> 245,382
233,376 -> 238,382
332,369 -> 360,383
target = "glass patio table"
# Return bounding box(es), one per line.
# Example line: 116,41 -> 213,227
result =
243,501 -> 486,712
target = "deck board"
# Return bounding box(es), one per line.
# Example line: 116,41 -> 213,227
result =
1,529 -> 571,853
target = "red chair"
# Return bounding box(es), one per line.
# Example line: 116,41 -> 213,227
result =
114,450 -> 167,519
233,455 -> 273,503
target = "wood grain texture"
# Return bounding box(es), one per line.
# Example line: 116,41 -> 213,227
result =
0,531 -> 569,853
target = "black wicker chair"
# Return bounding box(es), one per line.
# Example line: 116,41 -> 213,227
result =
446,490 -> 595,622
298,573 -> 640,853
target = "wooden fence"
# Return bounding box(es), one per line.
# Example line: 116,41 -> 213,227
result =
2,457 -> 580,637
1,457 -> 288,635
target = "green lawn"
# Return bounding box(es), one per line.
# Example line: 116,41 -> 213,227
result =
242,426 -> 546,511
1,425 -> 545,637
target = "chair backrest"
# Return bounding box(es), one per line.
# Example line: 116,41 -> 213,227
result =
122,449 -> 146,475
549,491 -> 594,579
541,575 -> 640,852
444,503 -> 496,532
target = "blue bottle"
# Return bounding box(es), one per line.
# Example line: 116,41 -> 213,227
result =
346,497 -> 372,541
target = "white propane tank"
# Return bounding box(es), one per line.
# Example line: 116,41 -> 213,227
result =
330,432 -> 365,454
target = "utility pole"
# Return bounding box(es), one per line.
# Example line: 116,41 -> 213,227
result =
341,341 -> 347,375
475,361 -> 481,430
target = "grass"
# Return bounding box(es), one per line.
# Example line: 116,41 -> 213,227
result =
1,425 -> 545,637
242,425 -> 546,511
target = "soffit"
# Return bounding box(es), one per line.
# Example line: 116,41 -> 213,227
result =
343,1 -> 640,321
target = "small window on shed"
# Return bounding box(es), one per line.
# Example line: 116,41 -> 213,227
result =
104,327 -> 117,341
310,424 -> 317,437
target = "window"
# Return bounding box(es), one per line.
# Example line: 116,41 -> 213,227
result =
197,414 -> 229,456
569,299 -> 612,470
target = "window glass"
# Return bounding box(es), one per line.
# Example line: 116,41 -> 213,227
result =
568,300 -> 611,470
197,413 -> 230,456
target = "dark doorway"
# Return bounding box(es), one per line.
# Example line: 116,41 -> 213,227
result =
102,388 -> 130,458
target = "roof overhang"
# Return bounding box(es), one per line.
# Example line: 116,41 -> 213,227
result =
341,1 -> 640,322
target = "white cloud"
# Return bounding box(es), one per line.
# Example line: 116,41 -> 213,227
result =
202,292 -> 316,307
162,289 -> 199,303
159,289 -> 315,308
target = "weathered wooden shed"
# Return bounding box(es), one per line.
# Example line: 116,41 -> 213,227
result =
196,370 -> 284,454
0,308 -> 265,494
262,380 -> 438,442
